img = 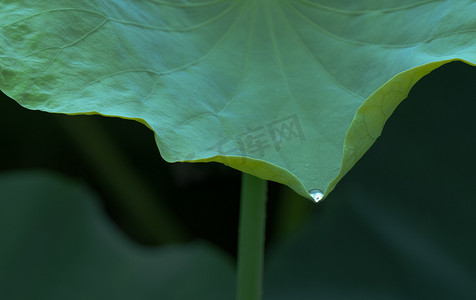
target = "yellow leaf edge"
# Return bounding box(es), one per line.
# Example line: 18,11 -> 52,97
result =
325,58 -> 476,199
63,112 -> 312,199
192,59 -> 476,201
18,59 -> 474,202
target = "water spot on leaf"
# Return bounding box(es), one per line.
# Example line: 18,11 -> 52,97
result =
308,189 -> 324,203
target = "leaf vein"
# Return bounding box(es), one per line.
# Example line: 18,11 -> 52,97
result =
31,19 -> 109,80
293,0 -> 443,16
287,0 -> 476,49
107,1 -> 238,32
146,0 -> 228,8
280,2 -> 364,99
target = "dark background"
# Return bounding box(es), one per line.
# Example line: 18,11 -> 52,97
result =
1,61 -> 476,297
0,72 -> 313,255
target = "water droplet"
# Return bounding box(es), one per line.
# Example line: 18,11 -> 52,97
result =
308,189 -> 324,203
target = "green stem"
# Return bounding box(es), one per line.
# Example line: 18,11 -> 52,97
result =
236,173 -> 267,300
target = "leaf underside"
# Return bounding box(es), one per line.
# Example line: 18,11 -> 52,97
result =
1,0 -> 476,199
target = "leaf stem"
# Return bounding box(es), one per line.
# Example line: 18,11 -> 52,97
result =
236,173 -> 267,300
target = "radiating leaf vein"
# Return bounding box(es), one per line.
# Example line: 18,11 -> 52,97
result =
294,0 -> 443,15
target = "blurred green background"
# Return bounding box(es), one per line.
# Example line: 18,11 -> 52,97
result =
1,61 -> 476,299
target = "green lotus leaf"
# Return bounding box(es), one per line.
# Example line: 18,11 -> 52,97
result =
1,0 -> 476,199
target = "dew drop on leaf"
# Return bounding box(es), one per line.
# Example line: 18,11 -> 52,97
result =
308,189 -> 324,203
